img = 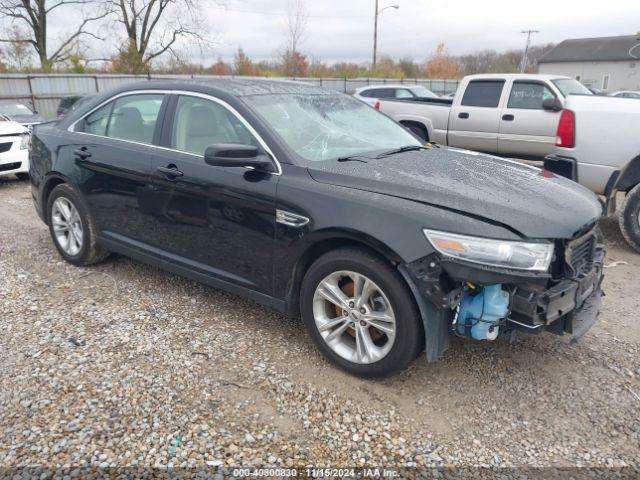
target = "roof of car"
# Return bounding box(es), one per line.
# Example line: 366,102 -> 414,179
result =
356,84 -> 424,91
464,73 -> 571,81
117,77 -> 330,97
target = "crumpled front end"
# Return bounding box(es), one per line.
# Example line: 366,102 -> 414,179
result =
401,224 -> 605,362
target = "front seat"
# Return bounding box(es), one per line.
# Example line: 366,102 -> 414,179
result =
184,105 -> 238,154
110,107 -> 146,142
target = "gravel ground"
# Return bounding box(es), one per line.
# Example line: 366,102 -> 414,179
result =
0,177 -> 639,477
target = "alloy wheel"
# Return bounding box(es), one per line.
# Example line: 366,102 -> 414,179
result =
51,197 -> 83,256
312,270 -> 396,364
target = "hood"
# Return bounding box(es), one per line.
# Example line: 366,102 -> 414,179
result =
0,120 -> 27,136
307,147 -> 601,239
7,114 -> 46,125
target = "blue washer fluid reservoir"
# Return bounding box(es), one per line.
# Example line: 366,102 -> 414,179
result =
456,284 -> 509,340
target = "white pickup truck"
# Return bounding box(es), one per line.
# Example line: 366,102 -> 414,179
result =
377,73 -> 592,159
544,95 -> 640,253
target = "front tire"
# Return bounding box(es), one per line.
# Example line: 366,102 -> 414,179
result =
300,247 -> 424,378
16,172 -> 29,181
47,184 -> 109,266
619,183 -> 640,253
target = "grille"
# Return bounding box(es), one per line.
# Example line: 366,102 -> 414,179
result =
0,142 -> 12,153
566,231 -> 596,278
0,162 -> 21,172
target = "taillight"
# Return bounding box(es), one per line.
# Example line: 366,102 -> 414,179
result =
374,100 -> 380,110
555,109 -> 575,148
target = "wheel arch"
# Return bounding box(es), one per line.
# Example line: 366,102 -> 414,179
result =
284,230 -> 406,317
392,114 -> 434,140
614,154 -> 640,193
399,121 -> 430,142
40,174 -> 71,225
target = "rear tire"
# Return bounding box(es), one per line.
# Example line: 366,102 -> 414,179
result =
300,247 -> 424,378
47,184 -> 110,266
619,183 -> 640,253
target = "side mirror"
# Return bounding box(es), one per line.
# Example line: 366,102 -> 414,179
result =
204,144 -> 274,172
542,97 -> 563,112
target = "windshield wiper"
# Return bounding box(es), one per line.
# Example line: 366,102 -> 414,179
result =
337,156 -> 370,163
375,145 -> 432,158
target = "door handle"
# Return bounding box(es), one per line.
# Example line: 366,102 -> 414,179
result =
157,165 -> 184,178
458,112 -> 469,119
73,147 -> 92,160
502,114 -> 515,121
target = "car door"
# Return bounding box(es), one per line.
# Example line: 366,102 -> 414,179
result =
148,94 -> 279,296
498,81 -> 560,157
448,80 -> 505,153
69,92 -> 166,247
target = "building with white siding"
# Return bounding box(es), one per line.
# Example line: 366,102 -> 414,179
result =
538,34 -> 640,92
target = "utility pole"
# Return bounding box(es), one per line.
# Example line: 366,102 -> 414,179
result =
372,1 -> 399,71
520,29 -> 539,73
373,0 -> 379,70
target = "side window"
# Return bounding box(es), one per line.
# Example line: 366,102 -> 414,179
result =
377,89 -> 394,99
82,102 -> 112,136
171,96 -> 256,155
461,80 -> 505,108
107,94 -> 164,144
395,89 -> 413,98
359,89 -> 375,98
507,82 -> 556,109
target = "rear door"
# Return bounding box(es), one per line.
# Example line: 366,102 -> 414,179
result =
498,80 -> 560,157
70,93 -> 166,246
449,79 -> 505,153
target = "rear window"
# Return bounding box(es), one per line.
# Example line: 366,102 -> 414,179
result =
461,80 -> 505,108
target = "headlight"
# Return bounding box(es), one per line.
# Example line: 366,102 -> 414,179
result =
20,133 -> 31,150
423,229 -> 554,272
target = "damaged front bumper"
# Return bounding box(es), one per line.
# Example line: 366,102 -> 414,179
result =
399,227 -> 605,362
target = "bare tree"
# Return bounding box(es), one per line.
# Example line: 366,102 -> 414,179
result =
107,0 -> 216,72
280,0 -> 308,76
285,0 -> 308,55
0,0 -> 105,71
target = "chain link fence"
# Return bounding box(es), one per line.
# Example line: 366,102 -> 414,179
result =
0,74 -> 460,119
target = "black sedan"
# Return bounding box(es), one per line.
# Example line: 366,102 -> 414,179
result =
29,79 -> 604,377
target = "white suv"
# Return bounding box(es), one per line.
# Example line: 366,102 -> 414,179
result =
353,84 -> 439,106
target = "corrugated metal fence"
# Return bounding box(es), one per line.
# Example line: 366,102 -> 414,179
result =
0,74 -> 460,118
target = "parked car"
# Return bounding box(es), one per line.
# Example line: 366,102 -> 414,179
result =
353,84 -> 439,106
0,116 -> 30,180
544,94 -> 640,252
609,90 -> 640,99
586,86 -> 607,95
56,96 -> 83,118
377,73 -> 593,158
30,79 -> 604,377
0,100 -> 46,128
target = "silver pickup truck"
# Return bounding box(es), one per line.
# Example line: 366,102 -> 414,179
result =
377,73 -> 592,159
545,94 -> 640,253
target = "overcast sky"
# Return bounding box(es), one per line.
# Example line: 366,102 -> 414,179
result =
39,0 -> 640,65
199,0 -> 640,64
